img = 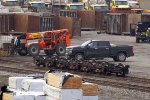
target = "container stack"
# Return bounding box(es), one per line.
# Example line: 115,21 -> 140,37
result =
2,72 -> 99,100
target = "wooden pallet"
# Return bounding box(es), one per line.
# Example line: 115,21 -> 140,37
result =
47,72 -> 82,89
82,82 -> 99,96
0,49 -> 9,57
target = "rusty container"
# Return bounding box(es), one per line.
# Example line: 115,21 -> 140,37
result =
95,11 -> 108,32
59,16 -> 81,37
40,16 -> 59,31
77,10 -> 95,29
107,13 -> 141,35
14,14 -> 40,33
0,14 -> 14,33
107,13 -> 122,34
122,13 -> 141,35
60,10 -> 78,18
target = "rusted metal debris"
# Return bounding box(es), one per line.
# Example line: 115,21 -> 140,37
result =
33,56 -> 129,77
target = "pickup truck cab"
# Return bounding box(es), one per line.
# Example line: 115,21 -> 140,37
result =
66,40 -> 134,62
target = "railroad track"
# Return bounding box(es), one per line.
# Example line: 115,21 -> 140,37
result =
85,77 -> 150,92
0,59 -> 34,66
0,65 -> 45,74
0,59 -> 150,92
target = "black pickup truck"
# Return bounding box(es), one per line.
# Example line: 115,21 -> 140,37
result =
66,40 -> 134,62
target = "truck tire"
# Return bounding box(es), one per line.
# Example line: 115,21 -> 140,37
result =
56,43 -> 66,56
44,50 -> 55,56
116,52 -> 126,62
136,37 -> 140,43
28,44 -> 40,57
75,53 -> 84,60
18,48 -> 28,56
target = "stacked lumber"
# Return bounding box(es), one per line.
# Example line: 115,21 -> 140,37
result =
82,82 -> 99,100
2,72 -> 99,100
45,72 -> 83,100
46,72 -> 82,89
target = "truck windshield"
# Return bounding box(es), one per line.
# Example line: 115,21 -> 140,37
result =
5,1 -> 18,6
31,3 -> 45,7
94,6 -> 109,11
81,40 -> 91,46
115,1 -> 128,5
129,3 -> 139,9
70,5 -> 84,10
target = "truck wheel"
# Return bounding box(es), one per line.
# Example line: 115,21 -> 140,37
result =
18,48 -> 28,56
44,50 -> 55,56
136,37 -> 140,43
56,44 -> 66,56
75,53 -> 84,60
116,52 -> 126,62
28,44 -> 40,57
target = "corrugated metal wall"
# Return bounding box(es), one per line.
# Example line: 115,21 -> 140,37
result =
77,10 -> 95,29
107,13 -> 141,35
40,16 -> 59,31
14,14 -> 40,33
95,11 -> 108,31
60,10 -> 78,18
59,16 -> 81,37
107,14 -> 122,34
0,14 -> 14,33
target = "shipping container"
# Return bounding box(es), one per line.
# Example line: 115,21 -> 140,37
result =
59,16 -> 81,37
124,13 -> 141,35
107,13 -> 122,34
95,11 -> 108,32
107,13 -> 141,35
14,14 -> 40,33
0,14 -> 14,33
60,10 -> 78,18
40,16 -> 59,31
77,10 -> 95,30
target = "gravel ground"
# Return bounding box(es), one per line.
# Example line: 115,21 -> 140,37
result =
99,86 -> 150,100
1,31 -> 150,100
